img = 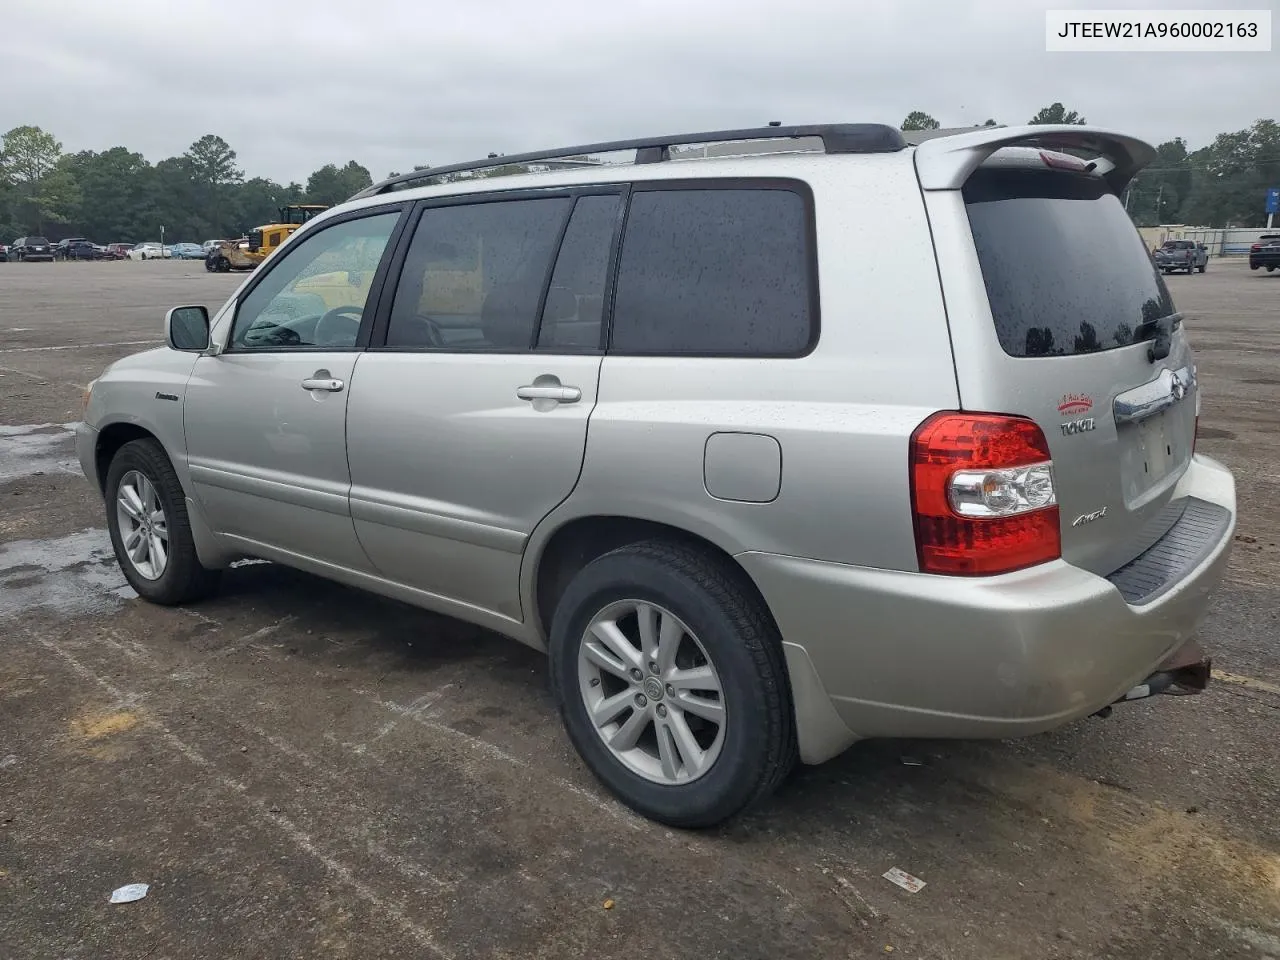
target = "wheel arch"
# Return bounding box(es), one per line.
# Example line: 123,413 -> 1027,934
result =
95,421 -> 161,496
526,512 -> 772,651
94,419 -> 237,570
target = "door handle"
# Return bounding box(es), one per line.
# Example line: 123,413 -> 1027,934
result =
302,377 -> 345,392
517,384 -> 581,403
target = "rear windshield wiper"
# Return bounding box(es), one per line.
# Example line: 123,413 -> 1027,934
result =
1134,312 -> 1183,363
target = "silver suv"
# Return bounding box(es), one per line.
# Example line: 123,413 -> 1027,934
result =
78,123 -> 1236,827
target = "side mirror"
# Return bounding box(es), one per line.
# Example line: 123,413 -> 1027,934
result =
166,305 -> 210,352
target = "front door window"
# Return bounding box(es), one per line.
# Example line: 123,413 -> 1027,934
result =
230,212 -> 399,350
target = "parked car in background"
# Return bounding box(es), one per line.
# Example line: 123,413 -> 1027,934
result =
202,240 -> 223,256
128,242 -> 169,261
204,237 -> 252,272
56,238 -> 100,261
1248,234 -> 1280,272
1153,239 -> 1207,274
105,243 -> 132,260
10,237 -> 54,261
0,243 -> 8,262
78,122 -> 1236,827
169,242 -> 205,260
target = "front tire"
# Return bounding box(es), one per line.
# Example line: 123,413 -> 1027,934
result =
105,438 -> 220,605
549,540 -> 795,828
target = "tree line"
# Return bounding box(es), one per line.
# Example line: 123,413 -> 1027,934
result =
901,103 -> 1280,228
3,106 -> 1278,243
0,126 -> 375,244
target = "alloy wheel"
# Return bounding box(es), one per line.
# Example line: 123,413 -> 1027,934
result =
577,600 -> 726,784
115,470 -> 169,580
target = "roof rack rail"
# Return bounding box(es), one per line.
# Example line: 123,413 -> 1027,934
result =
352,123 -> 907,199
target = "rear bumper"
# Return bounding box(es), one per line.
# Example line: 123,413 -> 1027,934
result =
739,454 -> 1236,764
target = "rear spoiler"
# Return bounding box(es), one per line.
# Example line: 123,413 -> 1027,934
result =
913,124 -> 1156,194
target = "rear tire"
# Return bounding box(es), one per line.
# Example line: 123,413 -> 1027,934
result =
1268,264 -> 1277,273
1198,261 -> 1206,273
548,540 -> 796,828
105,438 -> 221,605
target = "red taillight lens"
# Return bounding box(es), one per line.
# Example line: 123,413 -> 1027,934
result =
1251,244 -> 1262,252
910,413 -> 1061,575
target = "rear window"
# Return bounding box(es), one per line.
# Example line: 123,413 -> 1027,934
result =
29,237 -> 49,245
964,170 -> 1174,358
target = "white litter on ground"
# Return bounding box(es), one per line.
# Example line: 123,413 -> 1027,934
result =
109,883 -> 149,904
882,867 -> 926,894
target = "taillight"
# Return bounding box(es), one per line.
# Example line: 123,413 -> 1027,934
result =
910,413 -> 1061,575
1251,244 -> 1262,252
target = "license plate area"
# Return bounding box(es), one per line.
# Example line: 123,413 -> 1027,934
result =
1117,410 -> 1188,507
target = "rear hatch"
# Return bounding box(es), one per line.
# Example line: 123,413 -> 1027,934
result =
920,135 -> 1197,577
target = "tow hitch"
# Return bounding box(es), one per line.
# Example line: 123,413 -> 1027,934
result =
1092,645 -> 1212,719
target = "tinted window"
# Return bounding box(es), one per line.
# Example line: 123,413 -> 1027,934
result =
29,237 -> 49,245
610,188 -> 812,356
537,195 -> 620,351
231,212 -> 399,350
964,170 -> 1175,358
386,198 -> 570,350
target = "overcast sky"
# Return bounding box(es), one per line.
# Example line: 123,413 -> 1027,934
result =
2,0 -> 1274,185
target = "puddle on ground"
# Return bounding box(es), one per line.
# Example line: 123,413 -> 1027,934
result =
0,528 -> 135,620
0,423 -> 80,483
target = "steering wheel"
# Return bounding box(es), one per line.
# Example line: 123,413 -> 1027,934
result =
313,306 -> 363,347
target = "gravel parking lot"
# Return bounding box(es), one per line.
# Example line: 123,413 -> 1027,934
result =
1,259 -> 1278,959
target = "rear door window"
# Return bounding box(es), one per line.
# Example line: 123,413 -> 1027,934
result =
610,185 -> 816,356
964,169 -> 1175,358
386,197 -> 571,350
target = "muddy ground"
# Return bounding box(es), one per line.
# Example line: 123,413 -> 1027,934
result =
1,259 -> 1277,960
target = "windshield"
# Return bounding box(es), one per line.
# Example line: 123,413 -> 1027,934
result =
964,169 -> 1175,358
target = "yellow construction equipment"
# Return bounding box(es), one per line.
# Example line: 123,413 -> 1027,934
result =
205,204 -> 328,272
